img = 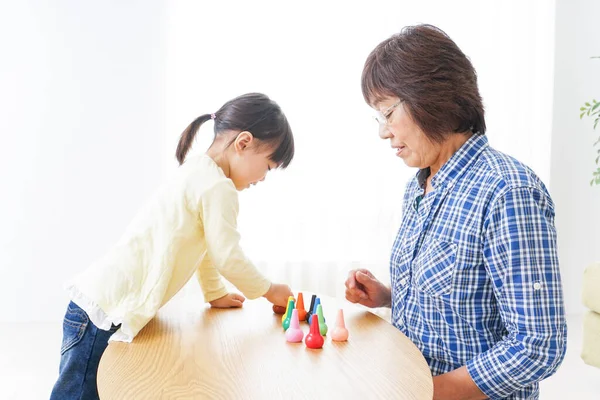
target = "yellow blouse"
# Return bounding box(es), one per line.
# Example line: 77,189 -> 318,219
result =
66,154 -> 271,342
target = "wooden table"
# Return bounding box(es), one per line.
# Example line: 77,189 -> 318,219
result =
98,290 -> 433,399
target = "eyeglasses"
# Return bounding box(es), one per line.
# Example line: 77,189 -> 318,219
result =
374,100 -> 403,126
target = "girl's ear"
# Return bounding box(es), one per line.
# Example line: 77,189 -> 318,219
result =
234,131 -> 254,153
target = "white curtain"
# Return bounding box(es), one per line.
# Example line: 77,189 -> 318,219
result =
164,0 -> 556,300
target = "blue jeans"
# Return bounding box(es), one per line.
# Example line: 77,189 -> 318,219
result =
50,301 -> 120,400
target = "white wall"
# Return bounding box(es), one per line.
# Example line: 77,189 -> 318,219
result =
0,0 -> 563,323
0,1 -> 166,322
551,0 -> 600,315
166,0 -> 557,298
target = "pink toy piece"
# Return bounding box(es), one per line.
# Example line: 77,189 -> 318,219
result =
331,309 -> 349,342
285,309 -> 304,343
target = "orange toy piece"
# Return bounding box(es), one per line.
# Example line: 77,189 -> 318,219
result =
296,292 -> 307,321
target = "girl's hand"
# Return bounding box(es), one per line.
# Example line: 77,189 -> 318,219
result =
209,293 -> 245,308
263,283 -> 293,307
345,269 -> 392,308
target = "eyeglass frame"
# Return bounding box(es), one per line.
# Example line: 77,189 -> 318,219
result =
374,100 -> 403,126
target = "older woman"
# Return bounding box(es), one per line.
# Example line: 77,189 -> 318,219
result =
345,25 -> 566,400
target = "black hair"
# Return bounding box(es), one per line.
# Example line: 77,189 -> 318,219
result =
176,92 -> 295,167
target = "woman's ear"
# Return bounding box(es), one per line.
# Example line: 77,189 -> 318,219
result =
234,131 -> 254,153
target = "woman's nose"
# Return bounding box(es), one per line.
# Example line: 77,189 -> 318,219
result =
379,125 -> 393,140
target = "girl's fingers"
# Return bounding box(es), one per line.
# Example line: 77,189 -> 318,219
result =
232,293 -> 246,303
231,299 -> 244,308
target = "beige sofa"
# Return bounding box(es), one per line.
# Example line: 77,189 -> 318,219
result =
582,263 -> 600,368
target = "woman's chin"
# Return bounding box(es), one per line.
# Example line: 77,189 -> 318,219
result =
401,157 -> 417,168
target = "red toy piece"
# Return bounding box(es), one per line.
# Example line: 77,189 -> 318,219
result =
304,313 -> 324,349
272,305 -> 286,315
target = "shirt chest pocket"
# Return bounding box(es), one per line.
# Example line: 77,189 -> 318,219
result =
413,240 -> 457,297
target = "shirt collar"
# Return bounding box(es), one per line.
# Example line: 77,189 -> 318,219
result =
416,134 -> 489,191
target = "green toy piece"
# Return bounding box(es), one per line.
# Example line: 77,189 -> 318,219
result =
317,304 -> 328,336
281,295 -> 295,323
282,299 -> 295,331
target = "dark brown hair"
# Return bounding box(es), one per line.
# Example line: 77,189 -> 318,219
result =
176,93 -> 294,167
361,24 -> 486,142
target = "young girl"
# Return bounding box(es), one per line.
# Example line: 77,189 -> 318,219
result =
50,93 -> 295,400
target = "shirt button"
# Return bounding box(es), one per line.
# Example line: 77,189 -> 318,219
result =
533,282 -> 542,290
400,278 -> 407,286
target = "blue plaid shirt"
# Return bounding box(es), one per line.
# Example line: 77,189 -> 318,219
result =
390,134 -> 567,400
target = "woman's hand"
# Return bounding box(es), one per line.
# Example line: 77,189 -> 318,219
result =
263,283 -> 293,307
345,269 -> 392,308
209,292 -> 245,308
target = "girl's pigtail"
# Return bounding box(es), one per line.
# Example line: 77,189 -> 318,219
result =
175,114 -> 213,165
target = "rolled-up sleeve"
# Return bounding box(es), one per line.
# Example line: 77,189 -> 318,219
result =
200,181 -> 271,299
466,186 -> 567,399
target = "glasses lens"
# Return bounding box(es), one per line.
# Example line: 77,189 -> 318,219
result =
375,112 -> 386,125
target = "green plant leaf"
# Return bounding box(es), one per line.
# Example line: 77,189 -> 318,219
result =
581,112 -> 586,119
581,106 -> 587,111
592,102 -> 600,112
586,102 -> 592,107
